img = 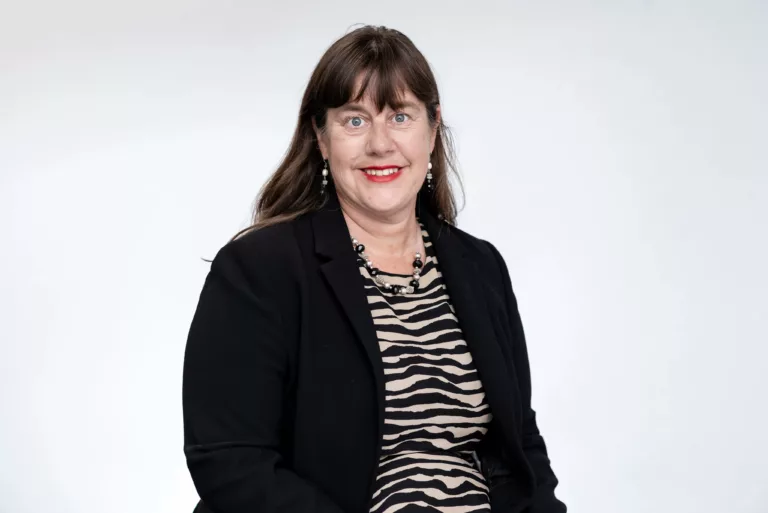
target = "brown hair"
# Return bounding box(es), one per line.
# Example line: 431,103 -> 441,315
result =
232,25 -> 462,240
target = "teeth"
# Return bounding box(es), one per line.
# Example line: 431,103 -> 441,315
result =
364,168 -> 399,176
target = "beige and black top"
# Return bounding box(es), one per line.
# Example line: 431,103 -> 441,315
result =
358,224 -> 493,513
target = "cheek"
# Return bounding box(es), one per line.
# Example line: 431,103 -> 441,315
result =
407,123 -> 433,146
329,130 -> 362,155
398,132 -> 431,163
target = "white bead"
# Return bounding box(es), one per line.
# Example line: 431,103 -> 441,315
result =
322,169 -> 328,176
428,161 -> 433,170
415,253 -> 421,259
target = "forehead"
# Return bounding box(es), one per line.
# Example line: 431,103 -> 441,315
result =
344,88 -> 423,112
342,73 -> 424,111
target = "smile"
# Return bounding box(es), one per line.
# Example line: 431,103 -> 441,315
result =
360,166 -> 404,183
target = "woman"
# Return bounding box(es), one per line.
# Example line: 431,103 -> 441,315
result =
183,25 -> 566,513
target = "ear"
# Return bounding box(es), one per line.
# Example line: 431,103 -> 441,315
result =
429,105 -> 441,153
312,117 -> 329,160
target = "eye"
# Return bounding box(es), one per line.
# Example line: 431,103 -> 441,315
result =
345,116 -> 366,128
393,112 -> 410,123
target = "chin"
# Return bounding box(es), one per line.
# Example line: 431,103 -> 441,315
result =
361,194 -> 413,217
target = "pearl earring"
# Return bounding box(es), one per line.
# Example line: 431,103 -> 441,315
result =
321,159 -> 329,195
426,160 -> 433,191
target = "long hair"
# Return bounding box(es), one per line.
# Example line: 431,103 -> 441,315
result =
232,25 -> 462,240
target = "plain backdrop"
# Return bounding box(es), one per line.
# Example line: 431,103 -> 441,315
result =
2,1 -> 766,512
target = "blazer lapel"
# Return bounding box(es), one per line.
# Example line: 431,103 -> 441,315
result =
310,197 -> 386,425
308,197 -> 522,456
422,211 -> 522,441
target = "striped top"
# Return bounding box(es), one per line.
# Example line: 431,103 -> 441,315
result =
358,224 -> 493,513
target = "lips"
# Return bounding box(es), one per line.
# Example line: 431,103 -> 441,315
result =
360,166 -> 403,183
361,166 -> 402,177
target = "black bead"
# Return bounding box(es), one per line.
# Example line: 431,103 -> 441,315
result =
409,279 -> 419,289
391,285 -> 401,294
370,268 -> 379,276
355,244 -> 365,253
413,259 -> 423,269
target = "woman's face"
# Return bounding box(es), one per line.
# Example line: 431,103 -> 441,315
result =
315,86 -> 439,220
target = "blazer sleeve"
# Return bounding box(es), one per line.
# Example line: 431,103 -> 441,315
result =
182,241 -> 346,513
486,241 -> 567,513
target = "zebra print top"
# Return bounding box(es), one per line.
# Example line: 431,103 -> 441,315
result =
357,224 -> 493,513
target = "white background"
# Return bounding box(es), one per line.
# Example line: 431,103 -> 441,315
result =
2,1 -> 767,512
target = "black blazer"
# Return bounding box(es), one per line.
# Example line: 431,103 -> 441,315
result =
182,196 -> 566,513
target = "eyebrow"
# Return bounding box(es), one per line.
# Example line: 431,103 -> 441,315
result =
337,101 -> 420,115
337,105 -> 369,115
390,101 -> 421,111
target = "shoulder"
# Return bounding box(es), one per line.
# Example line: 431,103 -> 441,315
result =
439,223 -> 508,272
219,220 -> 298,262
438,222 -> 513,294
209,220 -> 302,296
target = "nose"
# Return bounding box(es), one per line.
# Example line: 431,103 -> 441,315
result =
366,120 -> 396,155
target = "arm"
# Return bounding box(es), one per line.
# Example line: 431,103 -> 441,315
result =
486,241 -> 566,513
182,242 -> 346,513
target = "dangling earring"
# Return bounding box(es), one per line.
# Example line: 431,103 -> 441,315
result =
426,160 -> 434,192
321,159 -> 329,195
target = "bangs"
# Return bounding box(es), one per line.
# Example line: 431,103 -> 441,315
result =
311,31 -> 437,116
349,67 -> 410,111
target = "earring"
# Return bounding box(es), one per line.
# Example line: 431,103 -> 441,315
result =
426,160 -> 433,191
321,159 -> 329,195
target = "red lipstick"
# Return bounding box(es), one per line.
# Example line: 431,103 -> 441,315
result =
360,165 -> 403,183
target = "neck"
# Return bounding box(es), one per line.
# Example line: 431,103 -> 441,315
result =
339,197 -> 422,259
